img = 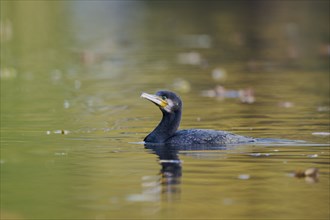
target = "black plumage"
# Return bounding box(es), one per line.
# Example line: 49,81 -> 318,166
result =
141,90 -> 256,145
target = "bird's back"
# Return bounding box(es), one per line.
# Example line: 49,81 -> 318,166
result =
165,129 -> 255,145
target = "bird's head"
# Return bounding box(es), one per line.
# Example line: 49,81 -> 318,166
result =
141,90 -> 182,113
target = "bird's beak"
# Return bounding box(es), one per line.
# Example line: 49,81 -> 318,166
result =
141,92 -> 168,108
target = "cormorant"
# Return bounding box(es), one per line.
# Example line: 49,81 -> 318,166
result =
141,90 -> 256,145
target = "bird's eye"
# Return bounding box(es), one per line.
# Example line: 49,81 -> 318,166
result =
161,96 -> 167,100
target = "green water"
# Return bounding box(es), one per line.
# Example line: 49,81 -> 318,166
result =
1,1 -> 329,219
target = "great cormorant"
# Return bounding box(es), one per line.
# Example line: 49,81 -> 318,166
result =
141,90 -> 256,145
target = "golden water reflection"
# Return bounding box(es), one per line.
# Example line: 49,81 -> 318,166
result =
1,1 -> 329,219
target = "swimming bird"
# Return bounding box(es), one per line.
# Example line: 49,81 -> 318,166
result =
141,90 -> 256,145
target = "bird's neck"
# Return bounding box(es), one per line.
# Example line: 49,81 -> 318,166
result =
145,110 -> 181,143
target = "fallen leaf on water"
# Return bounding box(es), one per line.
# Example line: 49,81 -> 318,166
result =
278,101 -> 294,108
172,78 -> 191,93
177,51 -> 202,65
52,130 -> 70,135
238,174 -> 250,180
0,67 -> 17,79
211,68 -> 227,81
312,132 -> 330,136
201,85 -> 255,103
317,106 -> 330,112
294,168 -> 319,183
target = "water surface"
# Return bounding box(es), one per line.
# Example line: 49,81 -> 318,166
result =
1,1 -> 329,219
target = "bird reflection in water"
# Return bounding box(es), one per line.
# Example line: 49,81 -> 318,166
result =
145,143 -> 182,200
142,143 -> 229,203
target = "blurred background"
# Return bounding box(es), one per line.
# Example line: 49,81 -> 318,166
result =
1,1 -> 329,219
